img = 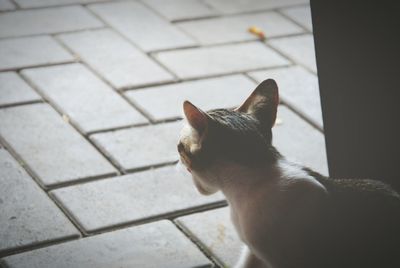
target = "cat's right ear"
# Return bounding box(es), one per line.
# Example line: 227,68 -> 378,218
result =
183,101 -> 209,134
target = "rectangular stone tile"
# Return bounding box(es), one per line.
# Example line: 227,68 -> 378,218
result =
0,6 -> 103,38
177,11 -> 304,45
15,0 -> 108,8
2,221 -> 212,268
0,0 -> 15,11
0,104 -> 116,187
51,166 -> 224,232
154,42 -> 289,79
0,149 -> 79,255
90,121 -> 181,171
58,29 -> 174,89
89,1 -> 196,52
273,105 -> 328,175
176,207 -> 243,267
281,5 -> 313,31
248,66 -> 322,127
269,34 -> 317,72
204,0 -> 309,14
142,0 -> 219,21
0,72 -> 41,107
21,64 -> 148,133
0,36 -> 74,71
126,75 -> 255,121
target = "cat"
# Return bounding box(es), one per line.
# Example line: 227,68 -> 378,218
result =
177,79 -> 400,268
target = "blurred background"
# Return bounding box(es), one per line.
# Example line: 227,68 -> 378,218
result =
0,0 -> 326,267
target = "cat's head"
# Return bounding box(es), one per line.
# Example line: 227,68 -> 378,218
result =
177,79 -> 280,195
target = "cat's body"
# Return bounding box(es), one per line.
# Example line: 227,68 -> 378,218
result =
177,79 -> 400,268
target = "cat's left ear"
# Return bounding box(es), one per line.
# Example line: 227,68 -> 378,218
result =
236,79 -> 279,128
183,101 -> 209,134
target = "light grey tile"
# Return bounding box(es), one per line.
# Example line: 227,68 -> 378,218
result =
2,221 -> 212,268
0,104 -> 117,187
58,29 -> 174,89
0,149 -> 79,255
0,72 -> 41,107
89,1 -> 196,52
22,63 -> 148,133
178,11 -> 304,45
248,66 -> 322,127
125,75 -> 255,121
0,6 -> 103,38
0,36 -> 74,71
273,105 -> 328,175
269,34 -> 317,72
51,166 -> 224,232
281,5 -> 313,31
90,121 -> 181,171
15,0 -> 108,8
142,0 -> 219,21
176,207 -> 243,267
154,42 -> 289,79
204,0 -> 309,14
0,0 -> 15,11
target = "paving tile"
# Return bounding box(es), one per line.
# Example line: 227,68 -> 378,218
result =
0,36 -> 74,71
281,5 -> 313,31
126,75 -> 255,121
269,34 -> 317,72
154,42 -> 289,79
89,1 -> 196,52
91,121 -> 181,171
204,0 -> 309,14
0,72 -> 41,107
14,0 -> 108,8
142,0 -> 219,21
0,104 -> 116,187
0,149 -> 79,255
176,207 -> 243,267
1,220 -> 212,268
0,0 -> 15,11
0,6 -> 103,38
177,11 -> 304,45
248,66 -> 322,127
51,166 -> 225,232
22,64 -> 148,133
58,29 -> 174,89
273,105 -> 328,175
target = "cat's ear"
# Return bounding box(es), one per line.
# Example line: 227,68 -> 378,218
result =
183,101 -> 209,134
236,79 -> 279,128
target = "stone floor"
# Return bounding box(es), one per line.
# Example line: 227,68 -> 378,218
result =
0,0 -> 327,267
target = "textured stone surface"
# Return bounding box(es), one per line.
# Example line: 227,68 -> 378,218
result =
0,6 -> 103,38
204,0 -> 309,14
89,1 -> 196,52
176,207 -> 243,267
15,0 -> 108,8
281,5 -> 313,31
22,64 -> 148,133
0,72 -> 41,107
91,121 -> 181,171
59,29 -> 173,89
155,42 -> 289,79
0,0 -> 15,11
0,104 -> 116,187
1,221 -> 212,268
178,11 -> 303,45
273,106 -> 328,175
51,166 -> 225,232
0,149 -> 79,255
125,75 -> 255,121
269,34 -> 317,72
0,36 -> 74,71
142,0 -> 219,21
248,66 -> 322,127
